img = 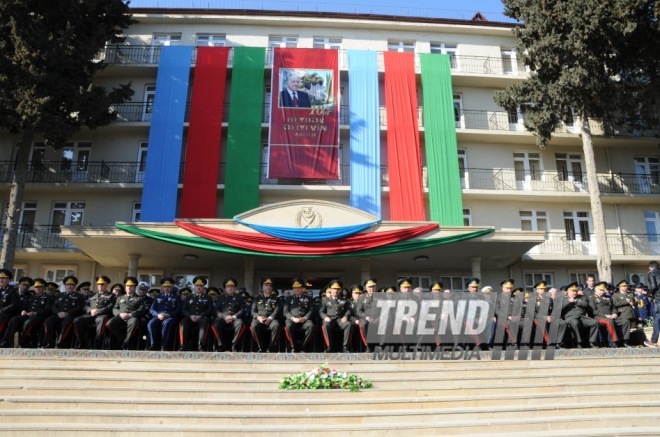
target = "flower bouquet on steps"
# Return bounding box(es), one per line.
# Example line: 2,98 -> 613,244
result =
278,363 -> 373,392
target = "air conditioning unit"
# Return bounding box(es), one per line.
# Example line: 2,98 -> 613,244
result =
628,273 -> 646,285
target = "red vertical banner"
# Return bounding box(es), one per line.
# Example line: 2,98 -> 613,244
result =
180,47 -> 229,218
268,48 -> 340,179
384,51 -> 425,221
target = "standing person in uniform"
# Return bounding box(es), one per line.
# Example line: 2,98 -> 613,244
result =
1,278 -> 52,348
147,277 -> 182,351
284,278 -> 314,352
320,279 -> 351,353
106,277 -> 150,350
561,282 -> 599,348
251,278 -> 280,353
43,276 -> 85,348
589,281 -> 632,348
356,278 -> 379,352
0,269 -> 19,341
179,276 -> 214,351
73,275 -> 116,349
213,277 -> 245,352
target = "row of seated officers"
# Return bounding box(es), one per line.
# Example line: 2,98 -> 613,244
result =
0,268 -> 655,352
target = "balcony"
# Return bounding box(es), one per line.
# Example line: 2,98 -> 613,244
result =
0,161 -> 147,184
527,232 -> 660,257
99,46 -> 524,78
463,168 -> 660,196
0,225 -> 77,250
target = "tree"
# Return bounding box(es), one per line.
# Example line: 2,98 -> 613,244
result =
0,0 -> 135,269
494,0 -> 659,282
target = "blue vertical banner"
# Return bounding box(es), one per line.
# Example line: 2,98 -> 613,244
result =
347,50 -> 381,218
140,46 -> 193,222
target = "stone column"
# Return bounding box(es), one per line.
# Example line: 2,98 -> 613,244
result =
360,258 -> 371,284
128,254 -> 140,278
471,256 -> 482,279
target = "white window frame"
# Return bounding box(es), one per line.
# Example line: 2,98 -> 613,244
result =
564,211 -> 591,241
634,156 -> 660,193
60,141 -> 92,181
137,271 -> 163,289
42,265 -> 78,290
29,142 -> 46,170
569,271 -> 597,285
151,33 -> 181,63
440,275 -> 472,293
453,94 -> 464,129
430,43 -> 458,70
50,201 -> 85,233
136,142 -> 148,183
313,37 -> 342,49
520,210 -> 548,232
143,84 -> 156,122
396,275 -> 432,291
501,47 -> 518,75
267,36 -> 298,64
132,202 -> 141,222
463,208 -> 472,226
458,149 -> 467,189
196,34 -> 226,47
12,265 -> 28,282
388,40 -> 415,53
645,211 -> 660,254
524,272 -> 554,291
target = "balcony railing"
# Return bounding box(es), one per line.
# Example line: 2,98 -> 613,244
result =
110,102 -> 660,139
0,225 -> 77,250
462,168 -> 660,195
99,46 -> 524,77
527,232 -> 660,256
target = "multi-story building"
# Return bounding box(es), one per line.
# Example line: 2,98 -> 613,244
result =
1,4 -> 658,293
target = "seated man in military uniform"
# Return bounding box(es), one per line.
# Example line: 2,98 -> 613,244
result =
1,278 -> 52,348
320,279 -> 352,353
43,275 -> 85,348
106,277 -> 151,350
284,277 -> 313,353
73,275 -> 116,349
589,281 -> 632,348
179,276 -> 214,351
212,277 -> 245,352
251,278 -> 281,353
147,277 -> 182,351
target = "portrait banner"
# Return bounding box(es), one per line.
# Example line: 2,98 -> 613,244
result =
268,48 -> 340,179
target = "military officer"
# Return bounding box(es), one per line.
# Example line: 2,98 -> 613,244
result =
17,277 -> 34,298
320,279 -> 351,353
283,278 -> 314,352
73,275 -> 116,349
529,280 -> 566,349
43,275 -> 85,348
251,278 -> 281,353
612,279 -> 637,327
212,277 -> 245,352
147,277 -> 182,351
106,277 -> 151,350
1,278 -> 52,348
430,281 -> 443,293
561,282 -> 598,348
348,284 -> 362,323
357,278 -> 379,352
589,281 -> 632,348
0,269 -> 19,340
179,276 -> 214,351
466,277 -> 480,293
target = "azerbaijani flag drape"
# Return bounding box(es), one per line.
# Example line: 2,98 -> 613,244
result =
268,48 -> 340,179
421,53 -> 464,225
348,50 -> 382,218
223,47 -> 266,218
116,223 -> 494,258
140,46 -> 192,222
179,47 -> 229,218
383,52 -> 425,221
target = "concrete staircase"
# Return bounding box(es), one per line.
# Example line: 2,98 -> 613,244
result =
1,348 -> 659,436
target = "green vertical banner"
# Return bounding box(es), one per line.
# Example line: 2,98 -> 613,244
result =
420,53 -> 464,226
223,47 -> 266,218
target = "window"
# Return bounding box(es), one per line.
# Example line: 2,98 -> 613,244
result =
555,153 -> 584,182
50,202 -> 85,233
152,33 -> 181,46
463,208 -> 472,226
458,149 -> 467,188
12,265 -> 28,281
564,211 -> 591,241
634,156 -> 660,193
569,272 -> 597,285
501,47 -> 518,75
440,275 -> 472,292
520,210 -> 548,232
645,211 -> 660,254
143,85 -> 156,122
132,202 -> 141,222
388,41 -> 415,52
196,34 -> 226,47
268,36 -> 298,64
60,141 -> 91,177
3,201 -> 36,232
313,37 -> 342,49
524,272 -> 554,291
453,94 -> 464,128
43,265 -> 77,289
136,142 -> 148,183
29,142 -> 46,170
138,271 -> 163,289
514,152 -> 542,187
396,275 -> 432,290
430,43 -> 457,69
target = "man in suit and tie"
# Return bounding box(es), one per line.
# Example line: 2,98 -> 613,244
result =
279,71 -> 311,108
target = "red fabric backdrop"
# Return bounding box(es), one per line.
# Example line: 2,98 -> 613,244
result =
180,47 -> 229,218
383,51 -> 425,221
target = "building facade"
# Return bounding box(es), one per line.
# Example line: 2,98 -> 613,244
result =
1,6 -> 658,293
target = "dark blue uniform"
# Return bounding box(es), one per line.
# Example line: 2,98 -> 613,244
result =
147,292 -> 181,350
